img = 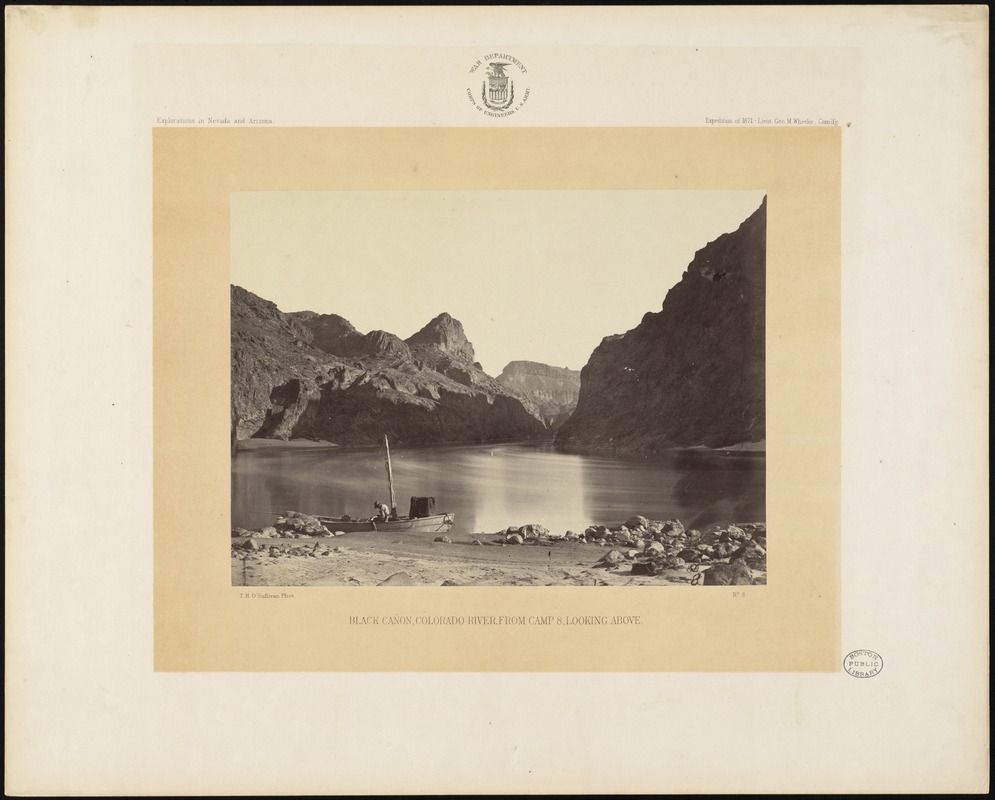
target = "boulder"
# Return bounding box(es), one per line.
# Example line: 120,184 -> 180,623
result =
434,536 -> 452,544
738,542 -> 767,570
520,524 -> 549,541
624,515 -> 649,530
506,533 -> 525,545
242,539 -> 261,552
703,560 -> 753,585
631,559 -> 662,576
275,511 -> 325,535
378,572 -> 416,586
596,549 -> 629,568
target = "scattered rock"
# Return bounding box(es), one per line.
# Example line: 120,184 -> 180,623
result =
611,530 -> 635,545
585,525 -> 611,540
333,530 -> 347,537
274,511 -> 325,535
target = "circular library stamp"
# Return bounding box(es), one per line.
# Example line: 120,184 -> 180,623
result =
843,649 -> 883,678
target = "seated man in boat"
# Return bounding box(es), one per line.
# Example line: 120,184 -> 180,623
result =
373,500 -> 391,523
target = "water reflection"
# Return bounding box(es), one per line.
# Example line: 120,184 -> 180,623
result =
231,440 -> 764,534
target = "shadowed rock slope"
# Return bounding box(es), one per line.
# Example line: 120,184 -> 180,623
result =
555,198 -> 767,455
232,287 -> 547,447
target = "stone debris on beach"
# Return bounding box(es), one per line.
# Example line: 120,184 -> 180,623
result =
231,512 -> 336,540
232,515 -> 766,585
274,511 -> 333,536
485,518 -> 768,583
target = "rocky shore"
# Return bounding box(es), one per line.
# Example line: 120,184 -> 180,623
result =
231,511 -> 766,587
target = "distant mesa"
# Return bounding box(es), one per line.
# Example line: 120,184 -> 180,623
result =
497,361 -> 581,431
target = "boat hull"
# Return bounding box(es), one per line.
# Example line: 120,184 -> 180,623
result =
316,513 -> 455,533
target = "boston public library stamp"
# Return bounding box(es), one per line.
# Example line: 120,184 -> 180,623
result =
844,649 -> 883,678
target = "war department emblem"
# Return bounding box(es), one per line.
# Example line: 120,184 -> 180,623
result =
467,53 -> 529,117
482,62 -> 514,111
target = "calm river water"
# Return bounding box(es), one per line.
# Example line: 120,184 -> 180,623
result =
231,440 -> 765,535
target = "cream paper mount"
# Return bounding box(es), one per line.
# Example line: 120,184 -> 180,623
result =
154,126 -> 841,672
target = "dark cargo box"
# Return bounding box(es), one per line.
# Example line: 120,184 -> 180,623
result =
409,496 -> 436,518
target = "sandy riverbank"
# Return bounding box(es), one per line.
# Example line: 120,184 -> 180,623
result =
231,518 -> 767,587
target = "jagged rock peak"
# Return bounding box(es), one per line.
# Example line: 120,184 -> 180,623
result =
405,312 -> 476,363
362,330 -> 412,359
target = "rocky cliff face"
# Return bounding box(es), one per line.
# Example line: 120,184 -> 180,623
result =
497,361 -> 581,430
404,313 -> 475,361
232,287 -> 547,447
555,198 -> 766,454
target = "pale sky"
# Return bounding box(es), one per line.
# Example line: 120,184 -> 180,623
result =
231,190 -> 766,374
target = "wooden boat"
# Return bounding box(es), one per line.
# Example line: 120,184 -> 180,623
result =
314,513 -> 455,533
311,436 -> 455,534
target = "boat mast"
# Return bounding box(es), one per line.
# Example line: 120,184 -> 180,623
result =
384,435 -> 397,517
